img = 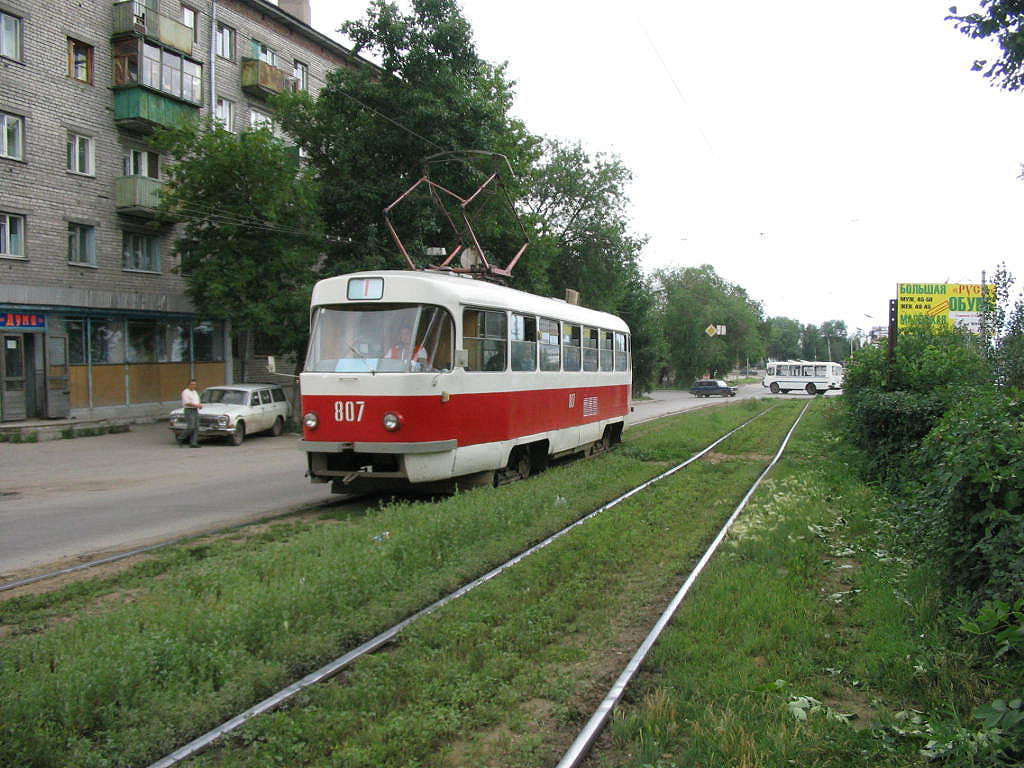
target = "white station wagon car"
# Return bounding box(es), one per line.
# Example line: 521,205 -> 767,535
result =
169,384 -> 291,445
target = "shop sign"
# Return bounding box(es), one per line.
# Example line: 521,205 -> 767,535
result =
896,283 -> 990,333
0,312 -> 46,330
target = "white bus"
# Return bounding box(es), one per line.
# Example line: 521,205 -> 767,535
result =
762,360 -> 843,395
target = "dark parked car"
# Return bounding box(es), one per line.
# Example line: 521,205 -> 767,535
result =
689,379 -> 737,397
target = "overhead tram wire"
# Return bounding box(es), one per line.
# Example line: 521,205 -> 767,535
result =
637,18 -> 717,158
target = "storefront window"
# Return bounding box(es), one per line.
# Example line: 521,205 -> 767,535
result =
67,319 -> 86,364
127,320 -> 159,362
164,321 -> 189,362
193,320 -> 224,362
90,318 -> 124,363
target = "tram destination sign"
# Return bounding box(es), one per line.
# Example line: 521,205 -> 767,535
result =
896,283 -> 990,333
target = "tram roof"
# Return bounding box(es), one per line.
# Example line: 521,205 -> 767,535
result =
311,270 -> 630,333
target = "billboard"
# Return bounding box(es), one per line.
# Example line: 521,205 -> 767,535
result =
897,283 -> 991,333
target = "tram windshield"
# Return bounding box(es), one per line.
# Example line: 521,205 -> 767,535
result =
305,304 -> 454,373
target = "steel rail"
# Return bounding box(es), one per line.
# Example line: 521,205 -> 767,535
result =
555,399 -> 812,768
146,406 -> 775,768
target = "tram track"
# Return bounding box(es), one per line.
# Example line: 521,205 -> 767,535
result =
139,403 -> 789,768
0,399 -> 813,768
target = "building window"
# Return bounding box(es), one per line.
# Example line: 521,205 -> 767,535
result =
161,50 -> 182,97
67,39 -> 93,83
0,11 -> 21,61
0,112 -> 23,160
1,213 -> 25,257
122,232 -> 160,272
250,109 -> 273,131
66,132 -> 94,175
216,23 -> 234,59
252,40 -> 276,66
182,58 -> 201,102
67,223 -> 96,266
181,5 -> 197,41
123,149 -> 159,177
215,98 -> 233,131
293,60 -> 308,91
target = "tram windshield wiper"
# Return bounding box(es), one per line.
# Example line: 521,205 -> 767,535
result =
348,345 -> 376,375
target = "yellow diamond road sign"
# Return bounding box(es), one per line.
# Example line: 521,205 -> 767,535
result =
705,324 -> 717,337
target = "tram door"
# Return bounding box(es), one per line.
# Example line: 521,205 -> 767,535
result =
1,334 -> 27,421
45,335 -> 70,418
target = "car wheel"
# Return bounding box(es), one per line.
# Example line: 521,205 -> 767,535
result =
271,416 -> 284,437
173,431 -> 186,445
769,382 -> 780,394
230,420 -> 246,446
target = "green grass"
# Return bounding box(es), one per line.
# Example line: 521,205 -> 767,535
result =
0,399 -> 783,768
8,396 -> 1002,768
597,400 -> 1018,767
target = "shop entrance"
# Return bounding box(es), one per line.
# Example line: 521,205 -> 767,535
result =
1,333 -> 29,421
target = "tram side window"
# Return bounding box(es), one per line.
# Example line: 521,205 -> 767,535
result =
511,313 -> 537,371
802,365 -> 814,376
463,308 -> 507,372
539,318 -> 560,371
582,327 -> 599,372
599,330 -> 614,371
815,365 -> 826,376
614,332 -> 628,371
562,322 -> 581,371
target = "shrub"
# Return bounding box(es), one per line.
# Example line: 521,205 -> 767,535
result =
911,388 -> 1024,603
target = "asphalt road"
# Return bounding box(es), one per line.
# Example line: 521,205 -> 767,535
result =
0,383 -> 777,578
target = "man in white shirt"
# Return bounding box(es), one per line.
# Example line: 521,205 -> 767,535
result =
180,379 -> 202,447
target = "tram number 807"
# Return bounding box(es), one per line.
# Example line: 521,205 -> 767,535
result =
334,400 -> 365,422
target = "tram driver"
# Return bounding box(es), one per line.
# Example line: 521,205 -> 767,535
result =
384,324 -> 431,370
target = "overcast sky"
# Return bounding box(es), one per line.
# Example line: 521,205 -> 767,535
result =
302,0 -> 1024,336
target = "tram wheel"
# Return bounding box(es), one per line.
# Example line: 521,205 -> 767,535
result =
512,447 -> 531,480
805,383 -> 817,395
769,382 -> 780,394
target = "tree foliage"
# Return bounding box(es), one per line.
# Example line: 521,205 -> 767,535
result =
655,265 -> 764,383
949,2 -> 1024,90
156,124 -> 323,371
275,0 -> 537,277
763,316 -> 802,360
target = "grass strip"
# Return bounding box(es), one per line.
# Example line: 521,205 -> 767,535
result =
597,399 -> 1006,767
0,398 -> 788,768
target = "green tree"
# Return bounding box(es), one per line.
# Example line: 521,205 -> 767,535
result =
820,319 -> 849,361
157,123 -> 323,378
275,0 -> 537,276
763,316 -> 801,360
800,324 -> 822,360
656,265 -> 764,383
949,2 -> 1024,90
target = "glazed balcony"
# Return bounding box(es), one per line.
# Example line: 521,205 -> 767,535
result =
241,58 -> 295,98
115,175 -> 165,217
112,1 -> 193,56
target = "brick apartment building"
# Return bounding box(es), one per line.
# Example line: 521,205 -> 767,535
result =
0,0 -> 364,422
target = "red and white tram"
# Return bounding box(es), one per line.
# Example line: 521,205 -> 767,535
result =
299,269 -> 632,493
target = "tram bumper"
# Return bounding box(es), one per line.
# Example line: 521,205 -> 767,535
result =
299,439 -> 458,485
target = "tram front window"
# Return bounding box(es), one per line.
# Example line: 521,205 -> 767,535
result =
305,304 -> 453,373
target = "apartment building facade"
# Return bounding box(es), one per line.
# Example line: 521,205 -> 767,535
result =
0,0 -> 361,422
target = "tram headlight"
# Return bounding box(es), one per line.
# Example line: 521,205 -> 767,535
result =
303,411 -> 320,430
382,412 -> 402,432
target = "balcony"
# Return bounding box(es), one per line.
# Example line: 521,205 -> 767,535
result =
114,86 -> 199,133
241,58 -> 295,98
115,175 -> 165,217
112,1 -> 193,56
